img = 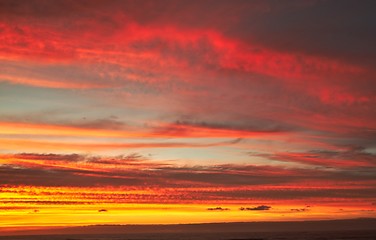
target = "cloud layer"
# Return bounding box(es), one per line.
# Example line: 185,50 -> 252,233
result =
0,0 -> 375,226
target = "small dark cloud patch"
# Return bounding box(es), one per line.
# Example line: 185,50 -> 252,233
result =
290,208 -> 309,212
360,209 -> 375,212
225,138 -> 244,145
240,205 -> 271,211
207,207 -> 230,211
98,209 -> 108,212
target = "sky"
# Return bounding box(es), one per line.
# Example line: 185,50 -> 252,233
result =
0,0 -> 375,230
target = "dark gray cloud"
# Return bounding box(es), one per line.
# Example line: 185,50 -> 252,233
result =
240,205 -> 271,211
0,162 -> 292,187
207,207 -> 230,211
290,208 -> 309,212
0,164 -> 144,187
242,0 -> 376,68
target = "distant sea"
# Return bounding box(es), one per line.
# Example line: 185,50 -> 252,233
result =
1,230 -> 375,240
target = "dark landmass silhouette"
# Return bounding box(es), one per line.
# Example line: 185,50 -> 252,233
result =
1,218 -> 375,236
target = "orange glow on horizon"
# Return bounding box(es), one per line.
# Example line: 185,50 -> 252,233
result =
1,185 -> 374,229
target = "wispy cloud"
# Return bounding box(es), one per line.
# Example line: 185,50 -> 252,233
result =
1,153 -> 375,204
250,147 -> 376,168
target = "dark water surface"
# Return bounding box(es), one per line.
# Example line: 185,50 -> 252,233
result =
1,230 -> 375,240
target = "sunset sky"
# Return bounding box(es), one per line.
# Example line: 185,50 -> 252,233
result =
0,0 -> 375,230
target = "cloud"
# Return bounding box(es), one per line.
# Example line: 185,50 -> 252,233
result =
14,153 -> 83,162
2,0 -> 374,70
0,206 -> 35,211
0,200 -> 93,205
98,209 -> 108,212
250,147 -> 376,169
1,152 -> 375,189
239,205 -> 271,211
71,118 -> 128,130
0,137 -> 247,153
290,208 -> 309,212
2,152 -> 375,205
168,119 -> 292,134
241,0 -> 376,69
207,207 -> 230,211
151,120 -> 291,139
1,1 -> 375,167
0,1 -> 375,219
0,119 -> 288,140
1,154 -> 285,189
0,1 -> 369,94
